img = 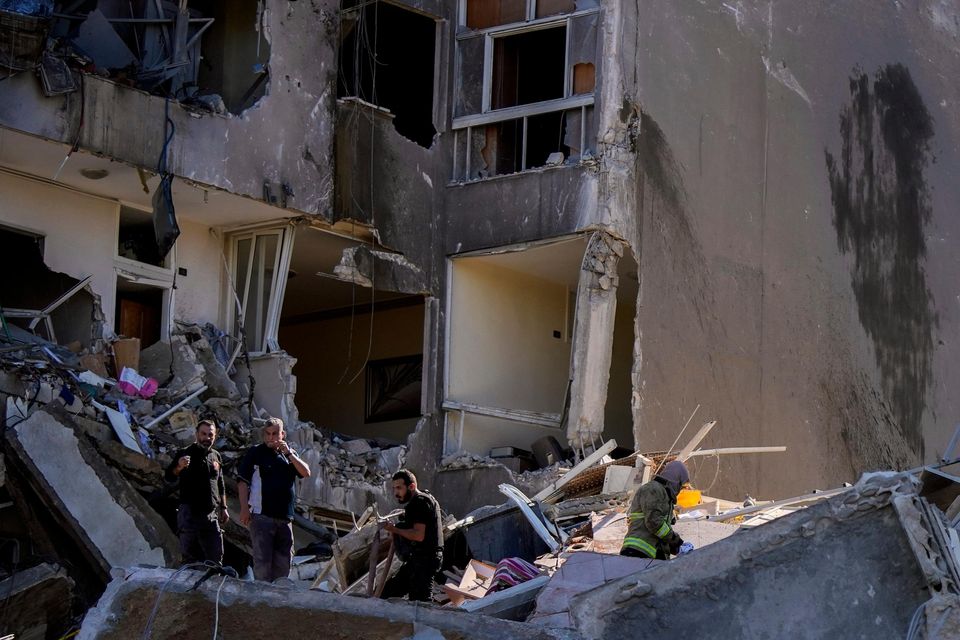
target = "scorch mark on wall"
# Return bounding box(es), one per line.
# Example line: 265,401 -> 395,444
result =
825,64 -> 937,457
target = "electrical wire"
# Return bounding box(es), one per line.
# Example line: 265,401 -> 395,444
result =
140,562 -> 217,640
211,574 -> 228,640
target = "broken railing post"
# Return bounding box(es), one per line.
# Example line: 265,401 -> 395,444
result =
566,231 -> 625,449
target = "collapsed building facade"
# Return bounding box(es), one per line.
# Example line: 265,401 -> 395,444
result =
1,0 -> 960,529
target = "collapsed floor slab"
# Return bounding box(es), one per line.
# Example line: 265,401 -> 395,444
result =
568,473 -> 958,639
4,408 -> 179,579
78,567 -> 581,640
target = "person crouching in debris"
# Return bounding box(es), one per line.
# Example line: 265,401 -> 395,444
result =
237,417 -> 311,582
620,460 -> 694,560
164,419 -> 228,565
381,469 -> 444,602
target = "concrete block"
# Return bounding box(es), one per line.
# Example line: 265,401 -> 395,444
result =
79,567 -> 577,640
5,409 -> 179,579
340,438 -> 373,455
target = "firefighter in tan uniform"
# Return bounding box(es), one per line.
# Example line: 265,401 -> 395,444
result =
620,460 -> 692,560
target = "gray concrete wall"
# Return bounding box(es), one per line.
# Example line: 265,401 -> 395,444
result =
597,0 -> 960,498
0,0 -> 337,216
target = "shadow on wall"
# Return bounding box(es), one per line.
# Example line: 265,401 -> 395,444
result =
825,64 -> 937,457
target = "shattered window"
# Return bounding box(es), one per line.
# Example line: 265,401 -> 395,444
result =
232,230 -> 282,353
453,3 -> 598,180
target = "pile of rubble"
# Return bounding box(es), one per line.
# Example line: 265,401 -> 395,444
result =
0,317 -> 407,638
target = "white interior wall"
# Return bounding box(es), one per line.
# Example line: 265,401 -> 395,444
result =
0,172 -> 119,329
448,258 -> 572,455
0,172 -> 226,337
173,218 -> 224,328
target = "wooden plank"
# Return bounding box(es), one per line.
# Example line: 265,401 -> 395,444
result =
532,439 -> 617,502
686,446 -> 787,458
706,486 -> 850,522
677,420 -> 717,462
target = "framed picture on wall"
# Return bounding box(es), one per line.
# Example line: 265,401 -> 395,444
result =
364,354 -> 423,423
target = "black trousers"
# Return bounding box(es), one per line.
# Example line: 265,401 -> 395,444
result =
381,552 -> 442,602
620,546 -> 666,561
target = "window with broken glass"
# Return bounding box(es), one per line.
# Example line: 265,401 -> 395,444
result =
452,0 -> 598,181
229,227 -> 293,354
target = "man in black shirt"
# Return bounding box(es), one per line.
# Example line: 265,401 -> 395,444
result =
381,469 -> 444,602
237,417 -> 311,582
164,419 -> 228,565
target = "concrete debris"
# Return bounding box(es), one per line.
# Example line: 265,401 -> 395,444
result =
78,567 -> 574,640
0,562 -> 75,640
441,450 -> 503,470
5,409 -> 179,578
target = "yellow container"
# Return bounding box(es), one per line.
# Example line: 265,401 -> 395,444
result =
676,489 -> 702,508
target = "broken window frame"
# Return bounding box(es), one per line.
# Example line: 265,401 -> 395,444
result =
457,0 -> 586,28
226,224 -> 295,355
452,9 -> 598,181
113,202 -> 176,341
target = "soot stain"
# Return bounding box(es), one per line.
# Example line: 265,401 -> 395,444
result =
825,64 -> 937,456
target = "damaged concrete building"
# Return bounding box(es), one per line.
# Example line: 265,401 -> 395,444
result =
2,0 -> 960,635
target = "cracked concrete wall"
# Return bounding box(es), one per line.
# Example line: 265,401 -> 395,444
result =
597,0 -> 960,498
0,0 -> 338,216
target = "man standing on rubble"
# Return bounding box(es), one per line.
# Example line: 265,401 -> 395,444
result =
164,419 -> 228,565
237,417 -> 311,582
381,469 -> 444,602
620,460 -> 691,560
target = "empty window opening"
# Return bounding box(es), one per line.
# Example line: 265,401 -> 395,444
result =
115,280 -> 163,348
192,0 -> 270,113
0,225 -> 98,348
118,205 -> 164,267
479,110 -> 569,176
492,26 -> 566,110
338,2 -> 437,148
444,237 -> 587,459
277,227 -> 424,444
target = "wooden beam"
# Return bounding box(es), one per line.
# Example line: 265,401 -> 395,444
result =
687,446 -> 787,458
677,420 -> 717,462
532,439 -> 617,502
706,486 -> 850,522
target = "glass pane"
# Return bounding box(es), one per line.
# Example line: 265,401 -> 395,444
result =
242,234 -> 279,352
234,237 -> 252,343
455,35 -> 485,117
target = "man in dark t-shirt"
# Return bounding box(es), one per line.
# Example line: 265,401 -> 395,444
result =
381,468 -> 444,601
237,417 -> 310,582
164,419 -> 227,564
